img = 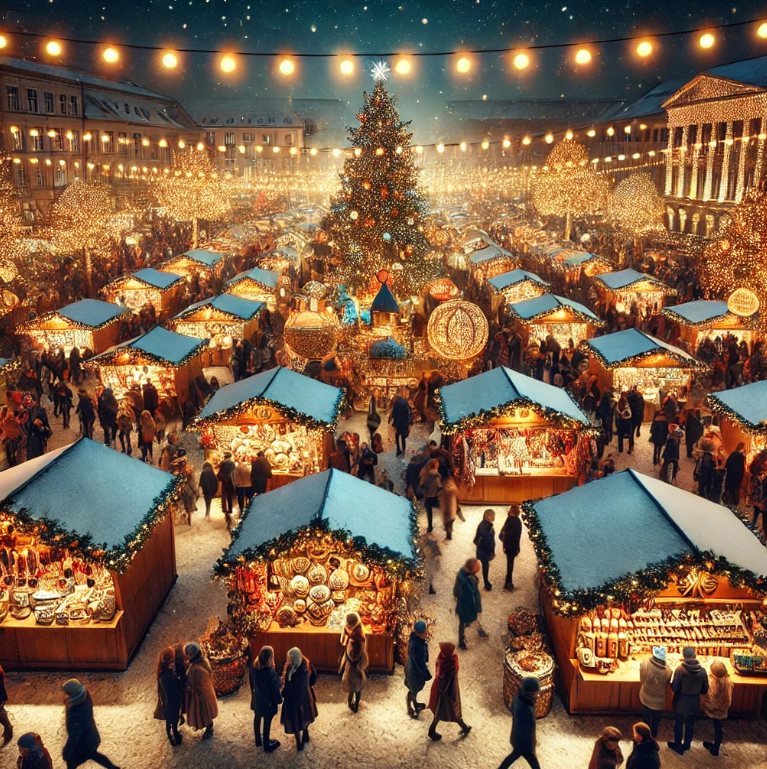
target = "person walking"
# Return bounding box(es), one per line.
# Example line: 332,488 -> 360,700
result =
667,646 -> 709,755
616,395 -> 634,454
748,451 -> 767,531
453,558 -> 487,649
427,642 -> 471,741
419,459 -> 442,534
250,451 -> 273,496
588,726 -> 624,769
702,660 -> 733,757
56,380 -> 74,430
638,646 -> 671,738
61,679 -> 120,769
625,723 -> 660,769
366,394 -> 381,444
25,399 -> 51,460
439,475 -> 459,540
138,410 -> 156,463
15,733 -> 53,769
723,442 -> 746,507
627,385 -> 645,437
499,505 -> 523,591
649,412 -> 668,466
155,647 -> 183,746
76,390 -> 95,439
116,402 -> 133,455
184,642 -> 218,741
97,388 -> 118,446
405,620 -> 431,718
234,455 -> 252,514
198,461 -> 218,517
496,676 -> 541,769
339,627 -> 368,713
0,662 -> 11,746
249,645 -> 282,753
280,647 -> 318,752
684,409 -> 703,459
388,387 -> 412,456
356,441 -> 377,483
217,452 -> 237,530
142,379 -> 159,416
474,509 -> 497,590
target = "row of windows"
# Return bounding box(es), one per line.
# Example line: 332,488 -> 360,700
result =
6,85 -> 80,116
208,131 -> 296,146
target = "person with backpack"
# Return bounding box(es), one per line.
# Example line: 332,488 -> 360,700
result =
356,441 -> 377,483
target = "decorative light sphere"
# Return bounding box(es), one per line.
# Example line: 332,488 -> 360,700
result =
513,52 -> 530,70
636,39 -> 653,57
278,57 -> 296,76
758,22 -> 767,39
45,40 -> 62,56
383,232 -> 392,241
427,300 -> 489,361
699,32 -> 716,49
574,48 -> 592,65
339,58 -> 355,76
349,210 -> 359,220
220,54 -> 237,73
455,56 -> 471,74
102,46 -> 119,64
161,51 -> 178,69
283,310 -> 339,359
394,57 -> 412,75
0,35 -> 7,49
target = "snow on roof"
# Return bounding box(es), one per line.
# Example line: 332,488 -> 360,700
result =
222,469 -> 416,564
170,249 -> 225,268
226,266 -> 279,290
594,268 -> 670,291
663,300 -> 731,325
508,293 -> 601,323
469,244 -> 513,264
130,326 -> 207,365
584,328 -> 701,367
370,282 -> 400,314
198,366 -> 342,427
57,299 -> 128,327
438,366 -> 590,429
129,268 -> 183,290
175,294 -> 264,321
487,269 -> 549,292
0,439 -> 178,551
530,469 -> 767,594
707,380 -> 767,433
562,252 -> 613,268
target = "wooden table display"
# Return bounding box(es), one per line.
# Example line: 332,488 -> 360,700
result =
525,469 -> 767,716
438,366 -> 593,504
194,366 -> 343,489
101,268 -> 185,315
217,469 -> 418,673
0,438 -> 181,670
662,300 -> 754,355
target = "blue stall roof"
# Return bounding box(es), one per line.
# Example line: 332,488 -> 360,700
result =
170,249 -> 225,267
219,469 -> 416,570
487,269 -> 549,293
584,328 -> 702,368
469,244 -> 513,264
527,469 -> 767,597
175,294 -> 264,321
91,325 -> 207,367
130,268 -> 183,289
438,366 -> 589,431
707,380 -> 767,434
562,252 -> 614,269
508,293 -> 601,323
663,300 -> 732,326
226,266 -> 279,290
198,366 -> 343,428
594,268 -> 672,292
58,299 -> 128,327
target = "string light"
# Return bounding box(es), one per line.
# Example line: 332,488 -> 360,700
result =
45,39 -> 62,56
394,56 -> 412,75
544,132 -> 554,144
606,126 -> 615,137
587,128 -> 596,137
522,136 -> 532,146
0,35 -> 8,50
565,129 -> 574,140
102,46 -> 119,64
758,22 -> 767,39
636,39 -> 654,57
455,55 -> 472,74
574,47 -> 592,65
338,57 -> 355,76
278,57 -> 296,76
219,54 -> 237,73
699,32 -> 716,49
161,50 -> 178,69
513,51 -> 530,70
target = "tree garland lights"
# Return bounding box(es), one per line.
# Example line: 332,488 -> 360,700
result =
521,500 -> 767,616
607,172 -> 665,238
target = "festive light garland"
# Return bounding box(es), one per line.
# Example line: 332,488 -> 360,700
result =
16,306 -> 129,333
88,336 -> 208,369
661,305 -> 750,329
103,272 -> 183,293
705,391 -> 767,436
521,500 -> 767,616
592,273 -> 678,295
577,338 -> 708,371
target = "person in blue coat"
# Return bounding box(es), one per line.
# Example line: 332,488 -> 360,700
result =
61,679 -> 120,769
497,677 -> 541,769
405,620 -> 432,718
453,559 -> 487,649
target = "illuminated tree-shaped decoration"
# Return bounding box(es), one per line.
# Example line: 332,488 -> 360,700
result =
322,81 -> 439,295
153,146 -> 232,248
49,179 -> 129,297
531,140 -> 609,240
699,188 -> 767,328
607,172 -> 665,253
0,161 -> 27,283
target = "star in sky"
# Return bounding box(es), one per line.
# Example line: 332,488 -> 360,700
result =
371,60 -> 390,81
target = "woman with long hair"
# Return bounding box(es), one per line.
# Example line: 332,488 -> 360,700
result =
702,660 -> 733,757
625,722 -> 659,769
280,647 -> 318,752
339,614 -> 368,712
587,726 -> 623,769
154,647 -> 183,746
249,645 -> 282,753
419,459 -> 442,533
139,409 -> 156,463
427,642 -> 471,741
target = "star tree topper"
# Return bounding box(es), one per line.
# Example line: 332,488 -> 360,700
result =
370,60 -> 390,81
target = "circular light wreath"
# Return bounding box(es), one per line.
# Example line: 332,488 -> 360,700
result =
427,299 -> 489,360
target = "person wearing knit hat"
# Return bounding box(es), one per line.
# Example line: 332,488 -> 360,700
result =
405,620 -> 432,718
496,676 -> 541,768
0,662 -> 12,747
702,660 -> 733,756
62,679 -> 120,769
668,645 -> 709,755
588,726 -> 623,769
184,642 -> 218,740
638,647 -> 671,738
16,732 -> 53,769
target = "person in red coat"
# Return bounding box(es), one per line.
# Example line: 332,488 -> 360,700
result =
427,642 -> 471,741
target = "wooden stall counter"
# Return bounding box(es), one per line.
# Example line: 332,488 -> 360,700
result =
252,623 -> 394,673
460,472 -> 577,504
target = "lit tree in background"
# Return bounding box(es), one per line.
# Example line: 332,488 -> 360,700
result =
0,161 -> 27,283
322,80 -> 439,295
153,146 -> 232,248
48,179 -> 127,297
699,188 -> 767,327
607,172 -> 665,254
531,139 -> 609,240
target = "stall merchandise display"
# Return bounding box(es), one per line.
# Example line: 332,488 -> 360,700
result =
116,288 -> 162,312
173,320 -> 242,348
527,322 -> 589,348
611,366 -> 690,404
25,328 -> 92,353
100,363 -> 176,399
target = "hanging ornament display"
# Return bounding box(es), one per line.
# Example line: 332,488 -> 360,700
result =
427,277 -> 460,302
427,299 -> 489,361
383,232 -> 392,242
283,309 -> 339,360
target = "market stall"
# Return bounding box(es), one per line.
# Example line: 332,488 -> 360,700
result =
486,269 -> 550,320
167,294 -> 264,367
224,266 -> 280,308
157,248 -> 226,280
592,268 -> 677,316
707,381 -> 767,466
559,252 -> 615,279
506,294 -> 604,348
582,328 -> 706,420
194,366 -> 343,489
101,268 -> 185,315
0,438 -> 181,670
15,299 -> 129,355
437,366 -> 593,504
662,300 -> 754,353
216,468 -> 418,672
524,469 -> 767,716
88,326 -> 207,405
469,244 -> 518,282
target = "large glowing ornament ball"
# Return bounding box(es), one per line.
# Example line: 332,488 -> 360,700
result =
0,259 -> 18,283
162,51 -> 179,69
220,54 -> 237,73
278,57 -> 296,76
699,32 -> 716,49
427,299 -> 489,361
513,52 -> 530,70
283,309 -> 339,359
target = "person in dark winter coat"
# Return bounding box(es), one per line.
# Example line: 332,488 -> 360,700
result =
626,722 -> 661,769
281,647 -> 318,752
217,452 -> 237,529
499,505 -> 523,591
453,559 -> 487,649
97,388 -> 119,446
684,409 -> 703,458
356,442 -> 377,483
667,646 -> 709,755
25,401 -> 51,460
496,676 -> 541,769
474,508 -> 497,590
427,642 -> 471,741
250,451 -> 273,495
16,733 -> 53,769
723,442 -> 747,507
142,380 -> 159,415
0,662 -> 11,746
76,390 -> 95,439
388,388 -> 412,456
198,462 -> 218,516
155,647 -> 184,746
249,645 -> 282,753
588,726 -> 624,769
55,381 -> 74,430
62,679 -> 120,769
405,620 -> 432,718
366,395 -> 381,443
649,412 -> 668,466
627,386 -> 645,437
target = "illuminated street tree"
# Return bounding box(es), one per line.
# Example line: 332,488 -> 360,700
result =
0,161 -> 27,283
531,139 -> 609,240
322,79 -> 438,295
607,172 -> 664,254
153,146 -> 232,248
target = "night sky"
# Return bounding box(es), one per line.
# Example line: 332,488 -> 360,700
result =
7,1 -> 767,138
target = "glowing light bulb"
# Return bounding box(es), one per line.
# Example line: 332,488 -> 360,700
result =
513,52 -> 530,70
394,57 -> 412,75
624,125 -> 632,134
636,39 -> 653,57
587,129 -> 596,138
220,54 -> 237,73
522,136 -> 531,146
339,58 -> 354,76
758,22 -> 767,39
481,139 -> 490,150
699,32 -> 715,49
459,141 -> 467,151
0,35 -> 9,50
310,147 -> 318,156
544,133 -> 554,144
606,126 -> 615,137
196,141 -> 204,151
574,48 -> 592,65
162,51 -> 178,69
502,138 -> 511,148
278,57 -> 295,76
456,56 -> 471,74
565,130 -> 574,140
45,40 -> 62,57
102,46 -> 119,64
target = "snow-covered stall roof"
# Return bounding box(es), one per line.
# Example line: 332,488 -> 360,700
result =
487,269 -> 549,293
18,299 -> 128,331
107,268 -> 183,291
174,294 -> 264,322
593,268 -> 675,293
469,244 -> 514,265
662,300 -> 734,327
507,293 -> 602,324
164,249 -> 225,268
582,328 -> 704,368
226,266 -> 280,290
561,252 -> 615,271
707,380 -> 767,435
90,326 -> 207,367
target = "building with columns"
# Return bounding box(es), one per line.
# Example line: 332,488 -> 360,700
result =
662,56 -> 767,235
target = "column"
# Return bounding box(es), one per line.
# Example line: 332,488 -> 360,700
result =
754,116 -> 767,188
664,128 -> 674,196
688,124 -> 702,199
717,121 -> 734,202
734,131 -> 749,202
675,126 -> 688,198
702,127 -> 717,201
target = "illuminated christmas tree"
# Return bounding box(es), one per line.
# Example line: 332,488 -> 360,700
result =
531,139 -> 609,240
607,172 -> 665,249
153,146 -> 232,247
322,75 -> 438,295
0,161 -> 27,283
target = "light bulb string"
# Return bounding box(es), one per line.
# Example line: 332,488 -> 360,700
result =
9,16 -> 767,59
